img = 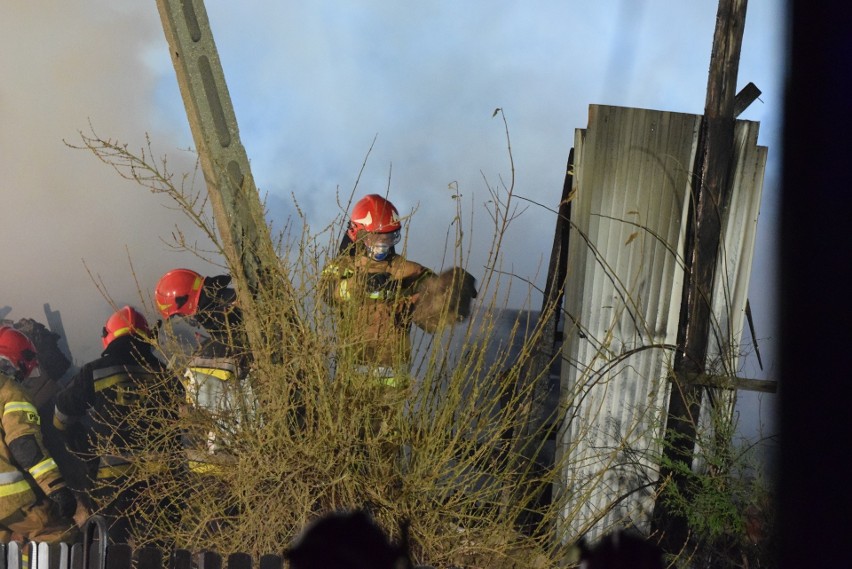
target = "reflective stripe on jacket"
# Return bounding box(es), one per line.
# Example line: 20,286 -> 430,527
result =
53,336 -> 180,489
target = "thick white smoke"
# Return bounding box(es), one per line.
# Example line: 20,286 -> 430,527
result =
1,2 -> 782,446
1,3 -> 211,365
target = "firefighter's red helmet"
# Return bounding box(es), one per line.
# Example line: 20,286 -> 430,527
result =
0,326 -> 38,380
102,306 -> 152,349
346,194 -> 402,241
155,268 -> 205,318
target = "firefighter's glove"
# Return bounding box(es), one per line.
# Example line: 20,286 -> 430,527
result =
48,487 -> 77,519
365,272 -> 397,300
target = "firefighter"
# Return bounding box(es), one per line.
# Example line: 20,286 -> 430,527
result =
323,194 -> 477,387
52,306 -> 180,544
323,194 -> 431,388
0,326 -> 78,544
322,194 -> 477,448
154,268 -> 254,476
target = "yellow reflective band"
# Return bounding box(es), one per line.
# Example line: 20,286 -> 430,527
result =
355,365 -> 405,388
188,460 -> 223,475
192,276 -> 202,291
4,401 -> 37,416
377,376 -> 403,388
28,457 -> 59,479
0,479 -> 30,497
97,464 -> 133,479
189,367 -> 234,381
94,373 -> 131,393
110,326 -> 131,340
338,280 -> 351,300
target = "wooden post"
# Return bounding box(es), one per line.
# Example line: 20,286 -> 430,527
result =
653,0 -> 749,550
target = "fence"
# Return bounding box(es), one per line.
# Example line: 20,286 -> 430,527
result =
0,517 -> 282,569
0,517 -> 435,569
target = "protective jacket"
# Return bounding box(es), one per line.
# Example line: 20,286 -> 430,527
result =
323,251 -> 433,372
181,335 -> 255,471
53,336 -> 178,482
181,290 -> 254,474
0,372 -> 67,516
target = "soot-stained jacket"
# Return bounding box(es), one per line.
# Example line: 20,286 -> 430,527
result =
53,335 -> 179,482
0,371 -> 67,515
322,248 -> 433,371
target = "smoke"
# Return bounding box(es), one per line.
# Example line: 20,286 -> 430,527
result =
1,3 -> 210,365
1,0 -> 784,429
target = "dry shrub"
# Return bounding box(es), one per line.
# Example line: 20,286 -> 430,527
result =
76,129 -> 775,568
76,130 -> 574,568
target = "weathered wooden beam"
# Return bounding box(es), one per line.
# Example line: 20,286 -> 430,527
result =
744,298 -> 764,370
654,0 -> 750,551
678,372 -> 778,393
507,148 -> 575,526
734,81 -> 762,117
524,148 -> 575,437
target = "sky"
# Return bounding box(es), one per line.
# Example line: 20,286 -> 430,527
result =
1,1 -> 784,442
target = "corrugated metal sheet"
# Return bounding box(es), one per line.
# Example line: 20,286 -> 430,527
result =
556,105 -> 766,541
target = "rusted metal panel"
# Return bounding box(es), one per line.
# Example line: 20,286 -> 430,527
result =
556,105 -> 765,541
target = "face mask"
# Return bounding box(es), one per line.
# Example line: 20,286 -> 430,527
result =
363,230 -> 400,261
368,243 -> 391,260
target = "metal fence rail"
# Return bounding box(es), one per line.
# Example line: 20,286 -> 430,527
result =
0,516 -> 280,569
1,517 -> 435,569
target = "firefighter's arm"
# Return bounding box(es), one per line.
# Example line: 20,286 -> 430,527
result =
3,399 -> 67,496
410,267 -> 478,333
52,366 -> 92,432
400,264 -> 436,299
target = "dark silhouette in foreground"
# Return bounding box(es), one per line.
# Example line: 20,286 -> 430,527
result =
285,509 -> 412,569
578,530 -> 664,569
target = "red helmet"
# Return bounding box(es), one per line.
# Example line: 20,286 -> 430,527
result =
102,306 -> 152,349
346,194 -> 402,241
155,268 -> 205,318
0,326 -> 38,380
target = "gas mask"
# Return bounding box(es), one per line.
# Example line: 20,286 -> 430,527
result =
363,230 -> 401,261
